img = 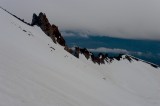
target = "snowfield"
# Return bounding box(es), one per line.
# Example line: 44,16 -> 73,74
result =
0,8 -> 160,106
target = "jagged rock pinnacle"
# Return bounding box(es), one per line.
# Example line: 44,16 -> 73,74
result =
31,12 -> 65,46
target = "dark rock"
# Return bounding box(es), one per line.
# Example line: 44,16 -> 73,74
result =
31,13 -> 66,46
50,47 -> 55,50
125,55 -> 132,62
98,53 -> 106,64
84,50 -> 90,60
74,47 -> 80,58
23,30 -> 27,32
131,56 -> 139,61
150,64 -> 159,68
91,53 -> 100,65
91,53 -> 96,63
64,46 -> 73,54
115,54 -> 123,61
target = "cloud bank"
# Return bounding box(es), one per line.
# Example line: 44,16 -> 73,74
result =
1,0 -> 160,40
61,31 -> 89,38
88,47 -> 143,55
89,47 -> 129,54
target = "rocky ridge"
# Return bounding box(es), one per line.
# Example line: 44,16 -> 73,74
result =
1,6 -> 158,68
30,12 -> 159,68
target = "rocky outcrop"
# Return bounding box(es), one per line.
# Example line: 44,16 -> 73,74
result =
73,47 -> 109,65
1,7 -> 158,68
30,12 -> 140,65
79,48 -> 90,60
31,12 -> 65,46
71,46 -> 147,65
30,12 -> 159,68
64,46 -> 73,54
74,47 -> 80,58
98,53 -> 106,64
91,54 -> 101,65
125,55 -> 132,62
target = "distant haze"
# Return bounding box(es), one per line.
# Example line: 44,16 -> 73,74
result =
1,0 -> 160,40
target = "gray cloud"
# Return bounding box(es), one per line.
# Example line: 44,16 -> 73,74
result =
88,47 -> 160,59
88,47 -> 130,54
88,47 -> 143,55
61,31 -> 89,38
1,0 -> 160,40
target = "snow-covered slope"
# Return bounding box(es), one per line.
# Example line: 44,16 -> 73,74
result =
0,8 -> 160,106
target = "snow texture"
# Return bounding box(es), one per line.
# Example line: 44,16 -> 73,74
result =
0,8 -> 160,106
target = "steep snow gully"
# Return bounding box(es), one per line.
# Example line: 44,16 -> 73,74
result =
0,8 -> 160,106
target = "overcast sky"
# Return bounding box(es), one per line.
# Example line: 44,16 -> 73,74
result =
1,0 -> 160,40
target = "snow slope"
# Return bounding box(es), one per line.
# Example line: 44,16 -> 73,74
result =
0,8 -> 160,106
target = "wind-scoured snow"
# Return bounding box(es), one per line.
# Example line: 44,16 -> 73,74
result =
0,8 -> 160,106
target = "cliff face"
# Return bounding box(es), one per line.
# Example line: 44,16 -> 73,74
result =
31,12 -> 65,46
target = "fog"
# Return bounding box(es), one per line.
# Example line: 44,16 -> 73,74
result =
1,0 -> 160,40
